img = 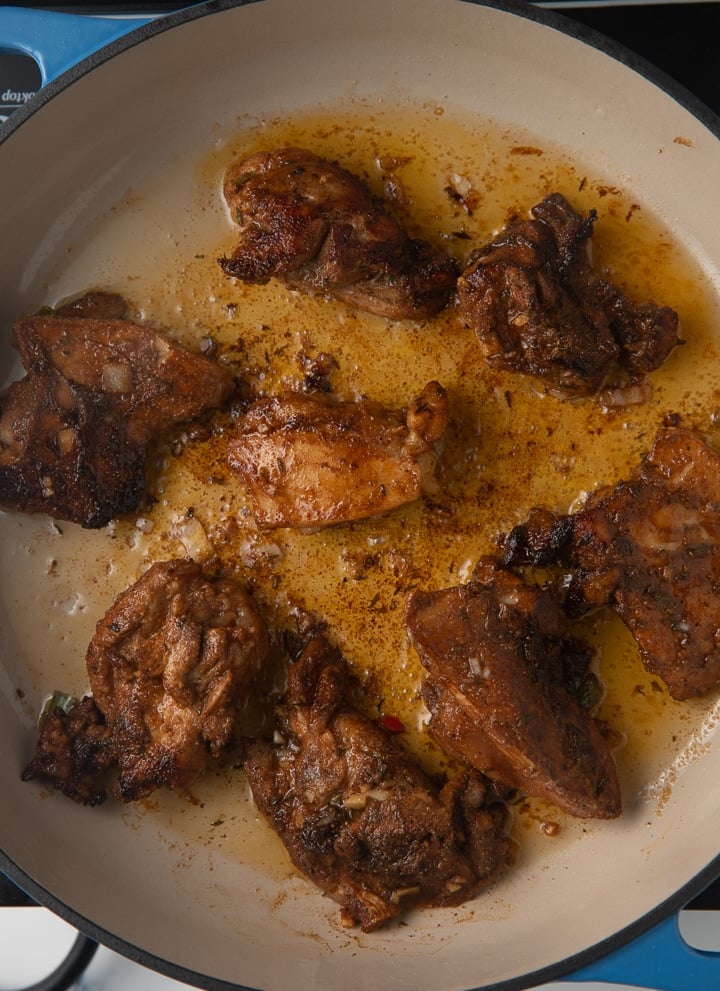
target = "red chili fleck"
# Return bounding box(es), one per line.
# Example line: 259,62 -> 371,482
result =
379,714 -> 406,734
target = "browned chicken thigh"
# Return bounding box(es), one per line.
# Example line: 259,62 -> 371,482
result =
502,426 -> 720,701
243,635 -> 511,932
227,380 -> 449,529
457,193 -> 679,395
406,558 -> 621,819
219,148 -> 459,319
86,559 -> 269,800
24,560 -> 270,803
0,294 -> 233,528
22,695 -> 115,807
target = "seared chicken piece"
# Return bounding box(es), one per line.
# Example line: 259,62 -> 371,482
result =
219,147 -> 459,319
84,559 -> 269,801
51,290 -> 128,321
406,558 -> 621,819
503,426 -> 720,701
0,294 -> 233,528
458,193 -> 679,395
24,560 -> 269,804
227,380 -> 449,529
22,695 -> 115,807
243,636 -> 511,931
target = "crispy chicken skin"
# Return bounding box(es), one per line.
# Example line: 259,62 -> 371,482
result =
227,380 -> 449,530
243,636 -> 511,932
457,193 -> 679,395
406,558 -> 621,819
502,427 -> 720,701
22,695 -> 115,807
0,294 -> 233,528
219,148 -> 459,319
84,559 -> 269,801
25,560 -> 269,804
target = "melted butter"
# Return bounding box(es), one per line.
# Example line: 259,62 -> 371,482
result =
4,100 -> 720,867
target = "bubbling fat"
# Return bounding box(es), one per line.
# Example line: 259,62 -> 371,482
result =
4,100 -> 720,869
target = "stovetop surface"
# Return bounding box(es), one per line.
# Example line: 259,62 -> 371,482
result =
1,2 -> 720,120
1,2 -> 720,988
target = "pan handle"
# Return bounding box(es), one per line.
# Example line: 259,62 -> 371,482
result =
564,911 -> 719,990
0,7 -> 154,86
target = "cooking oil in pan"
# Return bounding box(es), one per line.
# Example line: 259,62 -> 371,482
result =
3,99 -> 720,887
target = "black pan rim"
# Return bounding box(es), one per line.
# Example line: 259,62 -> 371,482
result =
1,0 -> 719,147
3,844 -> 720,991
0,0 -> 720,145
1,0 -> 720,988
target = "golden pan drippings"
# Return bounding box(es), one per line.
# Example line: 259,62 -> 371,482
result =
5,100 -> 720,884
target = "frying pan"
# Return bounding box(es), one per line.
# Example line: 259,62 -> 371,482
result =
1,1 -> 720,988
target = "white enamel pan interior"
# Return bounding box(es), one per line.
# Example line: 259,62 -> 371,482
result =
1,1 -> 720,989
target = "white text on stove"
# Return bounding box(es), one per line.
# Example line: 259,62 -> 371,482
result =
2,89 -> 35,104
